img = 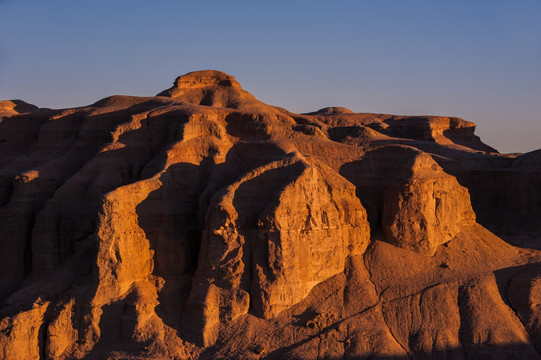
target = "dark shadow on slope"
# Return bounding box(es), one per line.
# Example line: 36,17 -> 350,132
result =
494,263 -> 541,355
343,136 -> 541,250
0,100 -> 178,302
136,162 -> 207,336
261,344 -> 540,360
339,146 -> 417,232
442,127 -> 498,153
450,169 -> 541,249
0,109 -> 55,167
231,159 -> 306,318
225,112 -> 273,141
20,107 -> 190,283
135,141 -> 289,339
82,292 -> 152,360
383,117 -> 436,142
0,100 -> 197,359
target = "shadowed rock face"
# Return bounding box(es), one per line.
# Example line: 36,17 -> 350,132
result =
0,70 -> 540,359
351,145 -> 476,256
0,100 -> 39,116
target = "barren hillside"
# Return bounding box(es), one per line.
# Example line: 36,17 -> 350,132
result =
0,71 -> 540,359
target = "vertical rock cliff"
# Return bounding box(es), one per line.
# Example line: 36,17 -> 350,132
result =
0,71 -> 540,359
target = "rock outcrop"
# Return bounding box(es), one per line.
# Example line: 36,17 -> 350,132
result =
367,145 -> 476,255
183,153 -> 370,345
0,70 -> 540,359
0,100 -> 39,117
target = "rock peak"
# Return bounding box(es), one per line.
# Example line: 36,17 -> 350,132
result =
305,107 -> 355,116
174,70 -> 239,87
156,70 -> 261,109
0,100 -> 38,115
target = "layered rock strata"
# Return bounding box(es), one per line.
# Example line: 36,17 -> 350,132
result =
0,70 -> 539,359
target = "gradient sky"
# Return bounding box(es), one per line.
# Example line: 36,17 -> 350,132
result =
1,0 -> 540,153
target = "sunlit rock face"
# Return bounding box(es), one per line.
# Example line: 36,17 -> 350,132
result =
357,145 -> 476,256
0,70 -> 540,359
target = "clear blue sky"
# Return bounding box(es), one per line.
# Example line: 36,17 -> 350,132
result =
1,0 -> 540,153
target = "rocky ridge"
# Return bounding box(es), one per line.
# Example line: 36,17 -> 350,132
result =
0,70 -> 540,359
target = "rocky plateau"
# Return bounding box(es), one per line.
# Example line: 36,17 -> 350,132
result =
0,70 -> 540,359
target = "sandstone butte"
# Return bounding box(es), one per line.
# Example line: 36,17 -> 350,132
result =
0,70 -> 540,360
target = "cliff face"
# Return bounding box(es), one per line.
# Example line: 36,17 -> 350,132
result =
0,70 -> 540,359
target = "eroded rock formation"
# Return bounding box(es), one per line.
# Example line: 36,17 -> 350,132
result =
343,145 -> 476,255
0,70 -> 540,359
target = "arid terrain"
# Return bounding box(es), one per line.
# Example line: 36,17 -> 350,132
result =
0,70 -> 540,359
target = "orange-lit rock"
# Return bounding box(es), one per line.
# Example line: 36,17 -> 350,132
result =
183,153 -> 370,345
379,146 -> 476,255
0,70 -> 540,359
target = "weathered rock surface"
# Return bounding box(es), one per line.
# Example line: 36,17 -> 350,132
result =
346,145 -> 476,255
0,100 -> 39,117
0,70 -> 540,359
183,153 -> 370,345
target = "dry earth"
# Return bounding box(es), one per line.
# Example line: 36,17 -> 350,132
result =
0,71 -> 540,359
